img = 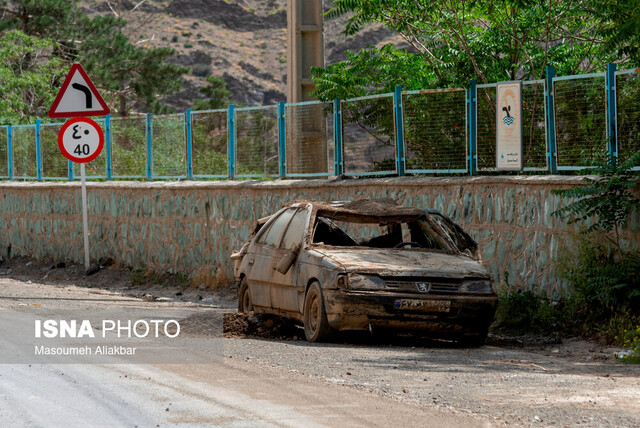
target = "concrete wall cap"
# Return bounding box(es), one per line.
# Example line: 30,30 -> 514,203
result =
0,175 -> 595,191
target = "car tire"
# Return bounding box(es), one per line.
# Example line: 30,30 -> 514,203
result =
303,282 -> 332,342
238,278 -> 253,313
459,324 -> 490,347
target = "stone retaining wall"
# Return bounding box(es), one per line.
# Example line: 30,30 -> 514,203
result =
1,177 -> 638,296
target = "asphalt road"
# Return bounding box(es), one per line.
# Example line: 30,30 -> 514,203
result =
1,271 -> 639,427
1,360 -> 480,427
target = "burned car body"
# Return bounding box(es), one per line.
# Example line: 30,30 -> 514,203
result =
231,199 -> 497,345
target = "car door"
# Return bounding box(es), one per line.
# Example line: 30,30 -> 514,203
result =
270,207 -> 310,313
245,209 -> 296,309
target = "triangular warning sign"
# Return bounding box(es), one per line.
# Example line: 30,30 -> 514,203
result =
48,63 -> 110,118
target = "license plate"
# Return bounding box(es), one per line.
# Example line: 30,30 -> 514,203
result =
394,299 -> 451,312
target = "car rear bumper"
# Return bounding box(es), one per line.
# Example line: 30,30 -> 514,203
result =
323,289 -> 498,333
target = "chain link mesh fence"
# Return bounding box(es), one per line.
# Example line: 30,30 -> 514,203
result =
111,116 -> 147,178
235,106 -> 279,177
616,70 -> 640,165
0,127 -> 7,178
341,94 -> 396,175
152,114 -> 186,178
476,85 -> 497,170
11,125 -> 37,179
0,70 -> 635,181
285,101 -> 334,177
40,123 -> 68,179
521,81 -> 548,170
403,89 -> 467,172
554,75 -> 607,168
191,110 -> 228,178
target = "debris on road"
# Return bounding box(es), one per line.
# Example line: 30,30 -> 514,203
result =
223,312 -> 302,340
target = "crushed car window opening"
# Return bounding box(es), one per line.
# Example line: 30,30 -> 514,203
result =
312,215 -> 448,251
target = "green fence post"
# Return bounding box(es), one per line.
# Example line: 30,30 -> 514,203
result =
545,66 -> 558,173
394,86 -> 406,176
227,104 -> 236,180
186,109 -> 193,180
146,113 -> 153,181
105,114 -> 112,180
278,102 -> 286,179
606,63 -> 618,158
7,126 -> 12,180
467,80 -> 477,176
36,119 -> 42,181
333,98 -> 343,176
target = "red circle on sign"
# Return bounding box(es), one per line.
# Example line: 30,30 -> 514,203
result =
58,117 -> 104,163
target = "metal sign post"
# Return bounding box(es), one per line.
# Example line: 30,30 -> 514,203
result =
58,117 -> 105,271
49,63 -> 110,273
80,163 -> 90,270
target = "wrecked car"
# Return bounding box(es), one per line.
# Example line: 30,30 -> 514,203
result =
231,199 -> 497,345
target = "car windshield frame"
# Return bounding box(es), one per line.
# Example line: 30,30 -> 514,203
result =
310,211 -> 457,253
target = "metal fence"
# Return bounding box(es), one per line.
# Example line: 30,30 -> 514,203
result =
1,64 -> 639,182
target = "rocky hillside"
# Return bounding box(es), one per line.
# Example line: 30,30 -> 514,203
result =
81,0 -> 406,112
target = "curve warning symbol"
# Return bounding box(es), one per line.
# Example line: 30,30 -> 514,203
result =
49,63 -> 110,118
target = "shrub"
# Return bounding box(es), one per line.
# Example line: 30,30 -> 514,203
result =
494,290 -> 570,334
552,151 -> 640,258
618,326 -> 640,363
191,63 -> 211,77
549,150 -> 640,343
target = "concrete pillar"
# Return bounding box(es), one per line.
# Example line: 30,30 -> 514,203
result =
286,0 -> 327,174
287,0 -> 324,102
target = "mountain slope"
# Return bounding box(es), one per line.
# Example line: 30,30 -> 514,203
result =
81,0 -> 404,112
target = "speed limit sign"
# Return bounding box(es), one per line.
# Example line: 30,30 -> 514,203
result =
58,117 -> 104,163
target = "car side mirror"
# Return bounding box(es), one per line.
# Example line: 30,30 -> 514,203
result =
276,244 -> 300,275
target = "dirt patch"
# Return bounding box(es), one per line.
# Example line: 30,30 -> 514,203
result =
223,312 -> 303,340
0,256 -> 236,309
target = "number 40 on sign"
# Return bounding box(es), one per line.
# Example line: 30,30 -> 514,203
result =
58,117 -> 104,163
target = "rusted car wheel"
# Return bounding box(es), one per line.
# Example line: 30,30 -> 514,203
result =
238,278 -> 253,313
303,282 -> 332,342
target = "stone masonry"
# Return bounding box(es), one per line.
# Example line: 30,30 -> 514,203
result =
0,176 -> 638,296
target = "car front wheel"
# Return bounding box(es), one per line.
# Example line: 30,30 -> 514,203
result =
458,323 -> 490,347
303,281 -> 332,342
238,278 -> 253,313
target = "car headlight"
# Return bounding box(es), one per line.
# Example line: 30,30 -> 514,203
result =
460,280 -> 493,294
348,273 -> 386,290
336,275 -> 349,290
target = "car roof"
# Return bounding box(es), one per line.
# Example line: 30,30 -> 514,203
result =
285,199 -> 427,223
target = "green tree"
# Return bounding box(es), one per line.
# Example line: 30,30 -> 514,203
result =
313,0 -> 616,99
0,0 -> 187,116
0,30 -> 65,124
193,76 -> 232,111
552,151 -> 640,258
0,0 -> 77,37
595,0 -> 640,63
312,0 -> 625,172
78,17 -> 187,115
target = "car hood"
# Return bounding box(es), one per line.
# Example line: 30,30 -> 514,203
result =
312,247 -> 489,279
